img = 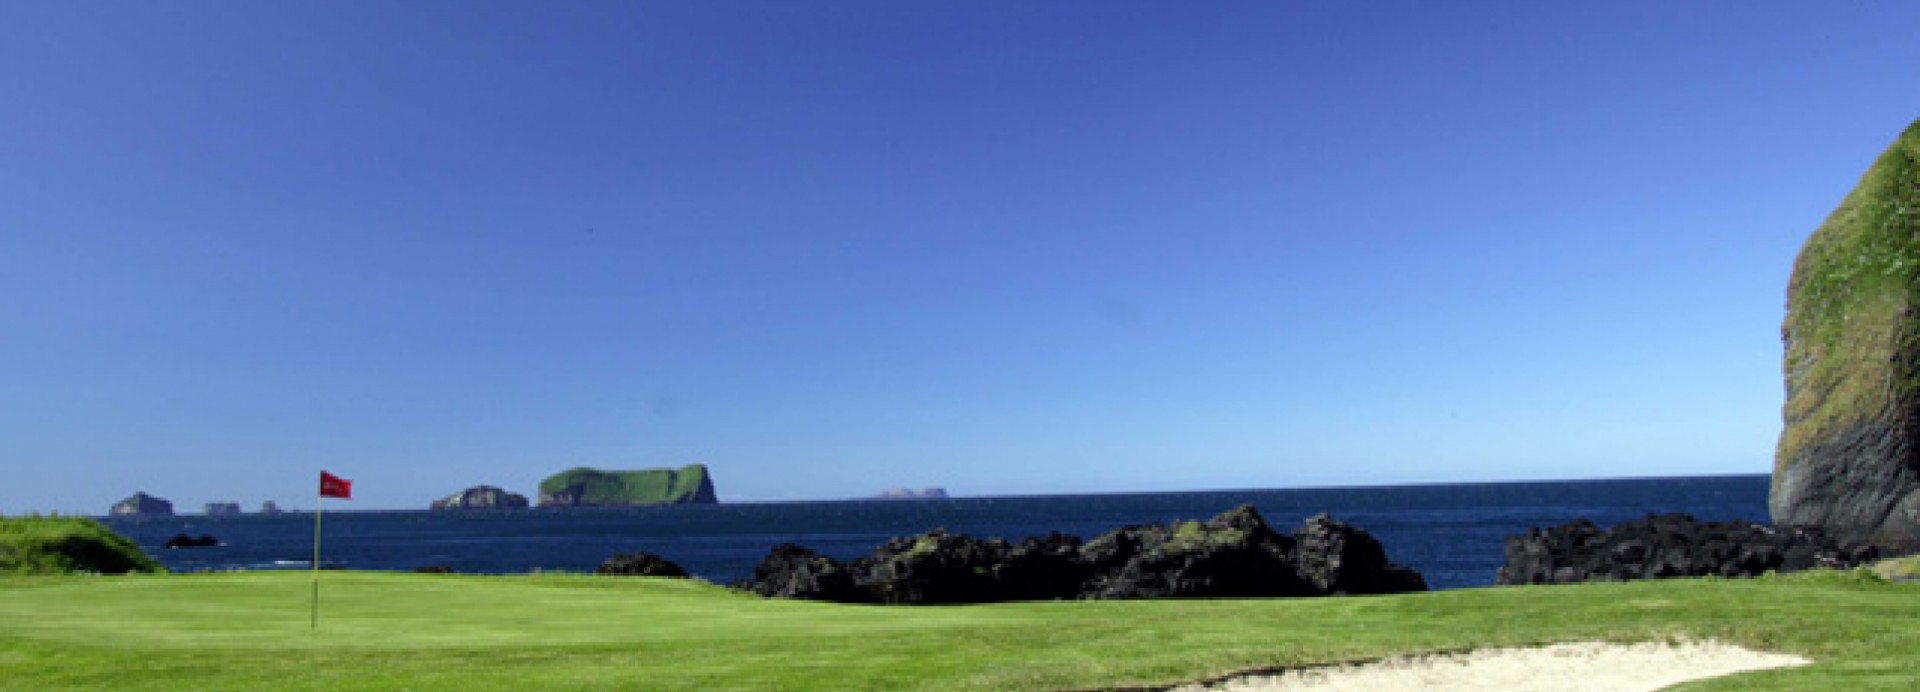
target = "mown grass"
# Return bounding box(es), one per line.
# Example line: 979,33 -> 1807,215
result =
1,569 -> 1916,690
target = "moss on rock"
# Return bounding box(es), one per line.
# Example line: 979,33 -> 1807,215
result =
1774,119 -> 1920,548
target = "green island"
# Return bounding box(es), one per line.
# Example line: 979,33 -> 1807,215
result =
2,513 -> 1918,692
536,464 -> 718,506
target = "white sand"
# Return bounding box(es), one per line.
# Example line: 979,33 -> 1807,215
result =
1169,640 -> 1809,692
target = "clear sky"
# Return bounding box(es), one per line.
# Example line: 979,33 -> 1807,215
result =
4,2 -> 1919,513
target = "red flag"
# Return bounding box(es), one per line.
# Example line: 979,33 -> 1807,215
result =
320,471 -> 352,499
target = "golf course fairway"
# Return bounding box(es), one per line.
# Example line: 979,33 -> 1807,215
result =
1,569 -> 1914,690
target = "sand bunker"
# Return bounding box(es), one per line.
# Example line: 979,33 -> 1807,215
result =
1170,640 -> 1809,692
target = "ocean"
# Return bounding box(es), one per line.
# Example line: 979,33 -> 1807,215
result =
100,474 -> 1771,590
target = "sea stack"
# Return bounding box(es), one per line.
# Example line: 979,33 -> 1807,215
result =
430,485 -> 530,510
1774,118 -> 1920,549
109,492 -> 174,517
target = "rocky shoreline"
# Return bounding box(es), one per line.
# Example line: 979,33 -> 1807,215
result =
730,504 -> 1426,604
581,508 -> 1891,596
1497,513 -> 1879,585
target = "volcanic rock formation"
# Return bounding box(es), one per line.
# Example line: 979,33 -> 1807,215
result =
1497,513 -> 1878,585
595,552 -> 689,577
109,492 -> 173,517
739,505 -> 1425,604
429,485 -> 530,510
1775,119 -> 1920,549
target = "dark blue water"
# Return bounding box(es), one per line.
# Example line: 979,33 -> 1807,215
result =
100,474 -> 1771,590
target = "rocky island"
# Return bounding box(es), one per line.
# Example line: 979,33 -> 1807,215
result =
873,487 -> 948,500
430,485 -> 530,510
109,492 -> 173,517
1774,118 -> 1920,550
538,464 -> 718,507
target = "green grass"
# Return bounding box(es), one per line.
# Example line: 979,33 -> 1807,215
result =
2,570 -> 1917,690
1776,118 -> 1920,483
0,516 -> 165,575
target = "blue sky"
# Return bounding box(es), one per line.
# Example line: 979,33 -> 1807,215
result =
3,2 -> 1918,512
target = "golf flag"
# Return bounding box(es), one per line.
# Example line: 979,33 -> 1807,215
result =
312,470 -> 351,629
320,471 -> 352,499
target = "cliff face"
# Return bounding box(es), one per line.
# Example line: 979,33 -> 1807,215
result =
109,492 -> 173,517
430,485 -> 530,511
1774,119 -> 1920,549
537,464 -> 718,507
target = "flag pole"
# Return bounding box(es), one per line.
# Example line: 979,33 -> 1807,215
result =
311,481 -> 324,629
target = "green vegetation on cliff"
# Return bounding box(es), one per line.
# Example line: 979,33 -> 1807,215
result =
1777,120 -> 1920,490
537,464 -> 716,506
0,516 -> 165,575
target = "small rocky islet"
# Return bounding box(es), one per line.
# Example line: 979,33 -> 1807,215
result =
108,492 -> 174,517
429,485 -> 529,511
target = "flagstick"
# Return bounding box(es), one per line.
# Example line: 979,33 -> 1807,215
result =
311,489 -> 324,629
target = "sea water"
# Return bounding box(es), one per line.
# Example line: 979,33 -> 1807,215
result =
100,474 -> 1770,590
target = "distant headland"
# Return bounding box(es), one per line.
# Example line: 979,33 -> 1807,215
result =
872,487 -> 949,500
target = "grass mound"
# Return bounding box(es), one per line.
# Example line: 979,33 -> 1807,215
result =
0,516 -> 166,575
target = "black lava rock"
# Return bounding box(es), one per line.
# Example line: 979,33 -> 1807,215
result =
162,533 -> 221,549
1496,513 -> 1881,585
998,532 -> 1090,601
594,552 -> 689,578
736,505 -> 1425,604
1294,513 -> 1428,594
740,543 -> 869,603
1082,505 -> 1309,599
850,530 -> 1012,604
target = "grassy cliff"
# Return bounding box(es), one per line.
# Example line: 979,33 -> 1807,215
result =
1775,118 -> 1920,544
0,516 -> 165,575
537,464 -> 717,506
